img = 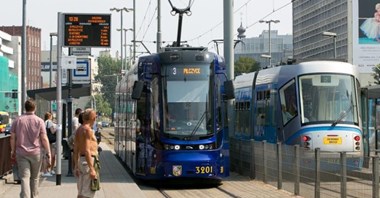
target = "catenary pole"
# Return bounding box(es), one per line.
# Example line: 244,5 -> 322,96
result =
223,0 -> 234,137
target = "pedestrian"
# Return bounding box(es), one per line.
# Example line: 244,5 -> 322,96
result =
10,99 -> 51,198
41,112 -> 57,176
73,108 -> 83,132
68,108 -> 83,150
73,109 -> 101,198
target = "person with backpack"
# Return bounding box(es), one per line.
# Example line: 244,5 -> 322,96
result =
42,112 -> 57,176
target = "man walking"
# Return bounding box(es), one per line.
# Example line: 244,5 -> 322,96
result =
10,99 -> 51,198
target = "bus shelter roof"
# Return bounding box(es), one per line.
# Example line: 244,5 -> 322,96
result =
27,84 -> 91,101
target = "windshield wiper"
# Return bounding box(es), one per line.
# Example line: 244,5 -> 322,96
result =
187,111 -> 207,139
331,104 -> 354,127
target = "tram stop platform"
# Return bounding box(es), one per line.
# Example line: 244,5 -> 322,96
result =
0,142 -> 146,198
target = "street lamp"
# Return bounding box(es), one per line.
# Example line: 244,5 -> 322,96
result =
49,32 -> 57,112
49,33 -> 57,88
322,31 -> 337,59
110,7 -> 133,72
259,19 -> 280,67
117,28 -> 133,71
260,54 -> 271,68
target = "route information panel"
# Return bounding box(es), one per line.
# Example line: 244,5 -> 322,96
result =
64,13 -> 111,47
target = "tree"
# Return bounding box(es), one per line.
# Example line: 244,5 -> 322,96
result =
372,63 -> 380,85
234,56 -> 260,76
85,94 -> 112,117
95,54 -> 122,114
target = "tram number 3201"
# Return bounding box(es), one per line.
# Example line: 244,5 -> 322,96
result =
195,166 -> 213,174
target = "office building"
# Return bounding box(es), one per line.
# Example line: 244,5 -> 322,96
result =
293,0 -> 380,86
235,30 -> 293,68
0,26 -> 42,90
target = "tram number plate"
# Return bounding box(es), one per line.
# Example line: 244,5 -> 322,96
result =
195,166 -> 213,174
323,137 -> 342,144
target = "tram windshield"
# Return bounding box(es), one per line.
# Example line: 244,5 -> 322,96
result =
299,74 -> 358,125
163,65 -> 212,139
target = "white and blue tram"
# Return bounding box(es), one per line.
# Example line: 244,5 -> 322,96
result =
234,61 -> 363,168
114,47 -> 234,180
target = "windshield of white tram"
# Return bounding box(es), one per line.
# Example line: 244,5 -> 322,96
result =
163,65 -> 211,138
299,74 -> 358,125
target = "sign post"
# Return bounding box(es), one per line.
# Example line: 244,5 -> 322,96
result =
56,12 -> 111,185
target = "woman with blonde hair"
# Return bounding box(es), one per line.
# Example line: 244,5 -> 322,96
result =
42,112 -> 57,176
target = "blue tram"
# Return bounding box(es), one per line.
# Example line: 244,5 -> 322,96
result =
114,47 -> 234,180
234,61 -> 363,168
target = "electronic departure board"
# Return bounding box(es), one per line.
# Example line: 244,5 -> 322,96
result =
64,13 -> 111,47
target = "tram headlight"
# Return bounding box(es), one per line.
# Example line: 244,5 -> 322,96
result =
164,144 -> 181,150
199,143 -> 215,150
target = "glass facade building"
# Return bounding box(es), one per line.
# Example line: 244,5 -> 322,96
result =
293,0 -> 348,60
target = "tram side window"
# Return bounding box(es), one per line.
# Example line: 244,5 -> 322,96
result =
279,79 -> 297,125
151,77 -> 160,143
235,101 -> 250,137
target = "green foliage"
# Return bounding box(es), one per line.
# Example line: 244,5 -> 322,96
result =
372,64 -> 380,85
234,56 -> 260,76
95,54 -> 122,115
84,95 -> 111,117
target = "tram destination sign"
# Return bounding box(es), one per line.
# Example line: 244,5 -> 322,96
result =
63,13 -> 111,47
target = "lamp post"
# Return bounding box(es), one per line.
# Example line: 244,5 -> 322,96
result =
49,32 -> 57,112
322,31 -> 337,58
260,54 -> 271,67
259,19 -> 280,67
117,28 -> 133,71
110,7 -> 133,72
49,33 -> 57,88
21,0 -> 27,114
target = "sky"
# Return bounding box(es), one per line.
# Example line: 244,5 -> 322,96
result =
0,0 -> 293,58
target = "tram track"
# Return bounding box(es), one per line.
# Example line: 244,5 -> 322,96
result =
101,128 -> 291,198
101,128 -> 374,197
154,185 -> 242,198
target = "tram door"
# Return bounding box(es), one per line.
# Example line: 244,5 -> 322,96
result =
135,87 -> 149,175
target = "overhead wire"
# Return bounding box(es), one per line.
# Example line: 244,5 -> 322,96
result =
187,0 -> 293,43
138,0 -> 293,51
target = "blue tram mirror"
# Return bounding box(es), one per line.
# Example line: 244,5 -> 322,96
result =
224,80 -> 235,100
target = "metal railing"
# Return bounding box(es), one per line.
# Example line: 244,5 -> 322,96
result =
0,135 -> 12,177
230,138 -> 380,198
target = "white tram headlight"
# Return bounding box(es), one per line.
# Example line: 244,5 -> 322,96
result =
199,143 -> 215,150
174,145 -> 180,150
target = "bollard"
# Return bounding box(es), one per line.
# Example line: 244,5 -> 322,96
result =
373,156 -> 379,198
263,140 -> 267,183
315,148 -> 320,198
277,142 -> 282,189
340,152 -> 347,198
294,145 -> 300,196
250,139 -> 256,179
239,139 -> 243,174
